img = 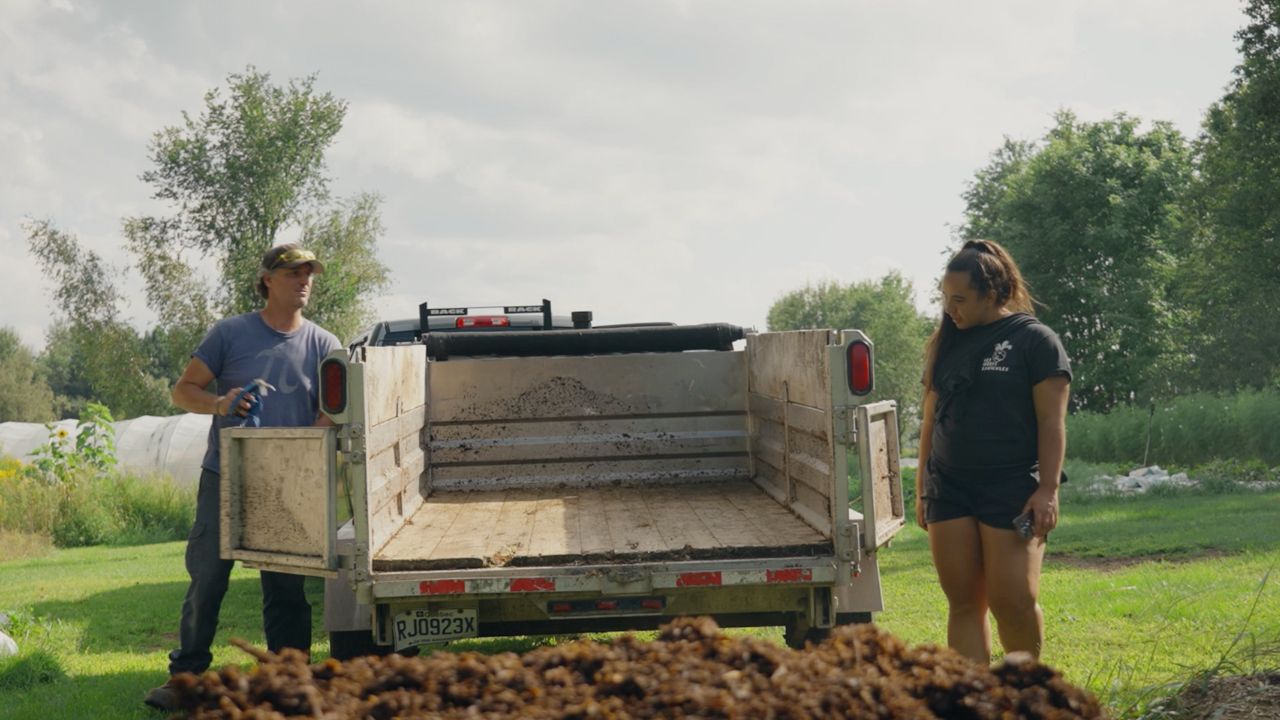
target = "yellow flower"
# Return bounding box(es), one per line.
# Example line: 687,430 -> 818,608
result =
57,429 -> 68,439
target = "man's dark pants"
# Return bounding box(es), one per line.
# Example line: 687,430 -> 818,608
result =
168,468 -> 312,675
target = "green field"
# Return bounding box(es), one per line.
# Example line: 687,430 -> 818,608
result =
2,489 -> 1278,719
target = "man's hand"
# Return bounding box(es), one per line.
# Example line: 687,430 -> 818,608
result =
216,389 -> 255,418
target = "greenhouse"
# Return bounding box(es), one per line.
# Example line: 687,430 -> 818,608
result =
0,414 -> 211,487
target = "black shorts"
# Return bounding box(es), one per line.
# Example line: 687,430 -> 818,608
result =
920,460 -> 1039,530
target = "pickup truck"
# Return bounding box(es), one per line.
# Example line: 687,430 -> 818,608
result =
218,306 -> 905,658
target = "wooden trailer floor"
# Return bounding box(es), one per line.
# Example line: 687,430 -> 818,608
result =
373,481 -> 831,572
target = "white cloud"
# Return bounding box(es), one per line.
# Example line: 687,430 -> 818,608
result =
0,0 -> 1247,351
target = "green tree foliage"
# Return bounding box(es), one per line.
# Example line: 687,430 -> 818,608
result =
26,220 -> 173,420
26,67 -> 389,417
767,272 -> 934,429
122,216 -> 217,384
958,112 -> 1193,412
0,328 -> 56,423
124,66 -> 389,345
38,320 -> 94,419
1176,0 -> 1280,391
295,192 -> 392,344
134,66 -> 349,316
957,137 -> 1035,241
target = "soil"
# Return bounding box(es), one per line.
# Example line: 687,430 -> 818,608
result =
1044,548 -> 1232,573
170,618 -> 1108,719
1162,671 -> 1280,720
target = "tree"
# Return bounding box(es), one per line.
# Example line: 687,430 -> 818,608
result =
1177,0 -> 1280,391
0,327 -> 57,423
26,67 -> 390,418
294,192 -> 391,343
26,220 -> 172,420
133,66 -> 348,315
958,111 -> 1193,412
958,137 -> 1035,242
767,272 -> 934,432
124,66 -> 389,345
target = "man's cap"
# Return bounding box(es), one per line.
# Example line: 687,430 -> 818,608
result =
261,243 -> 325,274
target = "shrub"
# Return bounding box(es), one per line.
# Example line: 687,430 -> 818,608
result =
1066,388 -> 1280,467
0,456 -> 194,548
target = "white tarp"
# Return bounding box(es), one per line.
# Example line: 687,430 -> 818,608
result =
0,414 -> 211,488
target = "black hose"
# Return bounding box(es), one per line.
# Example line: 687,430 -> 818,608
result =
425,323 -> 746,360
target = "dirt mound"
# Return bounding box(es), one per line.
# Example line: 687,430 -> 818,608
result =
1168,672 -> 1280,720
170,618 -> 1106,719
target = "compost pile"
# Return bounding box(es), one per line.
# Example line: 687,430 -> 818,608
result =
170,618 -> 1106,719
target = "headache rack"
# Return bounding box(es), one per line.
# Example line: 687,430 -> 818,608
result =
416,299 -> 568,339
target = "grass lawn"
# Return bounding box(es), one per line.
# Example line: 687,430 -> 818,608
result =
2,490 -> 1278,719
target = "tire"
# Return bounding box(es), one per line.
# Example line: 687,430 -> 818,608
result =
836,612 -> 873,626
784,612 -> 873,649
328,630 -> 419,661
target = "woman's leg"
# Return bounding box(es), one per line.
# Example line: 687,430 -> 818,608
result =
978,523 -> 1047,658
928,516 -> 990,664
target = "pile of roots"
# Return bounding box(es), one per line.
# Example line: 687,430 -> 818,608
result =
169,617 -> 1106,719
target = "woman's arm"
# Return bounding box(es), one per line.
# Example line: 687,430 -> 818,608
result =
1025,375 -> 1070,537
916,390 -> 937,530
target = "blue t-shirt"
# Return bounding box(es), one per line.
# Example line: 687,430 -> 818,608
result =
194,312 -> 343,474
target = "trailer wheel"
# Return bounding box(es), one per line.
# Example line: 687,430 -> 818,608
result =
835,612 -> 873,626
328,631 -> 419,661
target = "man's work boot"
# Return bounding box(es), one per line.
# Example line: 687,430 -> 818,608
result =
143,681 -> 180,712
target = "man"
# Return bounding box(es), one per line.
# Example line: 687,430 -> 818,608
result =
145,244 -> 343,711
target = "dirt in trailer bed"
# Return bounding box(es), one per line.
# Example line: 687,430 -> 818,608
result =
168,618 -> 1106,719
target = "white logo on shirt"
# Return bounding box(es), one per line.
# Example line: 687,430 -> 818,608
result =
255,347 -> 301,393
982,341 -> 1013,372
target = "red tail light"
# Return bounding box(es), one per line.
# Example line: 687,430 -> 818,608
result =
321,359 -> 347,414
847,341 -> 873,396
596,600 -> 618,610
456,316 -> 510,328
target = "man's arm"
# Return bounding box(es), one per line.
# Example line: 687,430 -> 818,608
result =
172,357 -> 251,418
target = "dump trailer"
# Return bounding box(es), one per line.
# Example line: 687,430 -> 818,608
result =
219,325 -> 905,654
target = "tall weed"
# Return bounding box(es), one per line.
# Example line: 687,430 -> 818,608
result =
0,455 -> 194,548
1067,388 -> 1280,467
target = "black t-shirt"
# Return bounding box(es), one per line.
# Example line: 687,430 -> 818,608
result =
929,313 -> 1072,480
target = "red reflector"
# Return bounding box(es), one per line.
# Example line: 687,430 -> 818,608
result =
676,572 -> 722,587
510,577 -> 555,592
321,360 -> 346,413
550,602 -> 571,613
596,600 -> 617,610
766,568 -> 812,583
641,599 -> 662,609
847,341 -> 873,395
419,580 -> 465,595
456,316 -> 510,328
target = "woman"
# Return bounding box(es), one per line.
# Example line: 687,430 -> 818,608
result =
917,239 -> 1071,664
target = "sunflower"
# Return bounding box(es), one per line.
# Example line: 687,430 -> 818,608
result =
57,429 -> 68,439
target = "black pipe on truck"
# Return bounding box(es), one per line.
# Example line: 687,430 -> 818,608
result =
425,323 -> 746,360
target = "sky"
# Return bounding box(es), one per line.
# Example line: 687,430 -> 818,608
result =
0,0 -> 1248,350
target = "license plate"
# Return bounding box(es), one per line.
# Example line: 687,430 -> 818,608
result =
392,608 -> 478,651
